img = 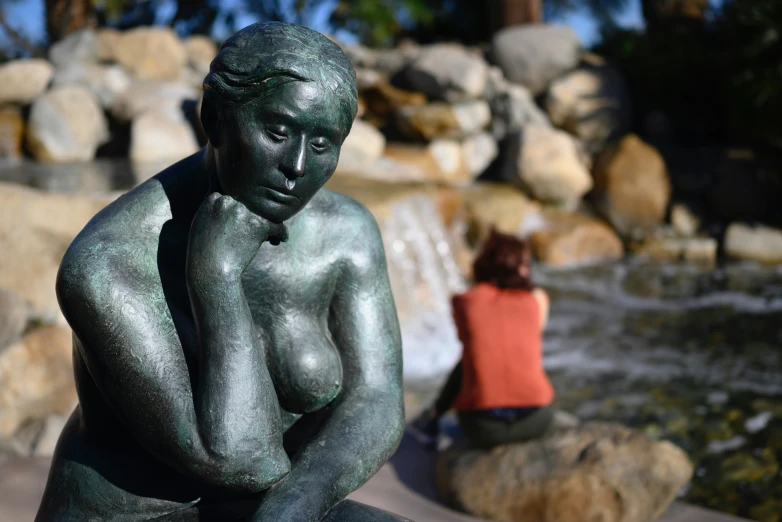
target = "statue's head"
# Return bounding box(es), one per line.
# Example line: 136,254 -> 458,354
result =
201,22 -> 358,223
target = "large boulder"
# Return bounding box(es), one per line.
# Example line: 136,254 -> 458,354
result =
396,100 -> 491,141
724,223 -> 782,264
526,211 -> 624,267
0,105 -> 25,160
491,25 -> 581,95
184,35 -> 218,75
25,85 -> 109,163
341,141 -> 472,185
51,63 -> 132,108
459,182 -> 540,246
487,67 -> 550,139
404,44 -> 488,102
436,422 -> 693,522
361,80 -> 427,119
96,28 -> 121,62
337,119 -> 386,173
0,325 -> 75,438
111,80 -> 198,122
0,182 -> 117,322
0,288 -> 27,354
115,27 -> 187,81
130,108 -> 200,164
507,124 -> 592,209
48,29 -> 98,69
545,54 -> 631,155
0,59 -> 54,105
592,134 -> 671,239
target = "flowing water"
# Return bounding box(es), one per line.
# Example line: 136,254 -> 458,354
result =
3,160 -> 782,519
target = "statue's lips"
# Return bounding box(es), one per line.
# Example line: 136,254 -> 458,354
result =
261,186 -> 300,205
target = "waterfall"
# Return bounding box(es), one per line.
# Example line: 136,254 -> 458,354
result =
379,194 -> 468,383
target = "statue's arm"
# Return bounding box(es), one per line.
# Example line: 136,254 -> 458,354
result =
56,245 -> 289,492
251,205 -> 405,521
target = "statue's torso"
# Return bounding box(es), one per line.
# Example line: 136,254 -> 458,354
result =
63,173 -> 357,511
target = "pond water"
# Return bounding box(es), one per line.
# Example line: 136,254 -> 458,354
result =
539,260 -> 782,521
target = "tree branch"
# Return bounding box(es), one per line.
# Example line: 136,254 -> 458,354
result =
0,8 -> 44,57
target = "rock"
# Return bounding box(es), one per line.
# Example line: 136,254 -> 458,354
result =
130,108 -> 200,164
491,24 -> 581,95
111,80 -> 198,122
336,119 -> 386,173
341,142 -> 472,185
184,35 -> 217,75
0,182 -> 117,322
51,63 -> 132,108
461,132 -> 498,176
361,80 -> 426,118
724,223 -> 782,264
96,28 -> 121,62
670,203 -> 700,237
397,100 -> 491,141
0,106 -> 25,160
354,67 -> 384,90
0,288 -> 27,354
459,182 -> 540,246
338,42 -> 377,69
436,422 -> 693,522
592,134 -> 671,239
428,140 -> 467,181
405,44 -> 488,102
526,211 -> 624,267
545,54 -> 630,154
33,413 -> 70,457
0,59 -> 54,105
115,27 -> 187,81
507,124 -> 592,209
25,85 -> 109,163
48,29 -> 98,68
488,69 -> 551,139
0,326 -> 76,438
631,235 -> 717,263
374,43 -> 421,75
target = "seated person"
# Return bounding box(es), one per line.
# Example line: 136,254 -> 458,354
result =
411,229 -> 553,450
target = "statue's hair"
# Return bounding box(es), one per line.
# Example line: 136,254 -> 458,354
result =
203,22 -> 358,132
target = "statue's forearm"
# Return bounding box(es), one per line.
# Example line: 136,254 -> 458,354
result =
251,388 -> 404,521
188,274 -> 290,489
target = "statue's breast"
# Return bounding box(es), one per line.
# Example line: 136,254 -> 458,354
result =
260,313 -> 343,414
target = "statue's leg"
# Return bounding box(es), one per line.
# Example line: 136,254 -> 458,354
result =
322,500 -> 414,522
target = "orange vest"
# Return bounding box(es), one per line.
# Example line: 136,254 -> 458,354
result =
451,283 -> 554,411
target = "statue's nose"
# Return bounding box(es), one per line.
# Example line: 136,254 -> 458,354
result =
283,139 -> 306,180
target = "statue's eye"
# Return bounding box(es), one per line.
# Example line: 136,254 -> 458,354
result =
267,126 -> 288,141
311,138 -> 328,153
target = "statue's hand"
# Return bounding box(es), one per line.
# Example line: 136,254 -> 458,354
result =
187,192 -> 288,281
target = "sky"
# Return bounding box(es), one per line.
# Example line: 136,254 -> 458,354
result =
1,0 -> 653,51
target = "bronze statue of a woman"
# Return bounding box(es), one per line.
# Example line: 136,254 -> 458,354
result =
36,22 -> 409,521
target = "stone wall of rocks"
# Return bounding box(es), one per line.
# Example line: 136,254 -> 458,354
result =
1,23 -> 780,266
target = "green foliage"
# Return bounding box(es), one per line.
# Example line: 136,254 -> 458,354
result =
330,0 -> 434,47
594,0 -> 782,145
716,0 -> 782,145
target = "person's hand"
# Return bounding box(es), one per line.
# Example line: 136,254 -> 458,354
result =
187,192 -> 288,282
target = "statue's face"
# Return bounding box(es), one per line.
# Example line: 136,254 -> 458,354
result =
214,80 -> 348,223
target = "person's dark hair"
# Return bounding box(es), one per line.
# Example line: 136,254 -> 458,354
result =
472,228 -> 534,290
202,22 -> 358,133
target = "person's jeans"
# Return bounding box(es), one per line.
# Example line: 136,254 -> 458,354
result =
457,405 -> 554,449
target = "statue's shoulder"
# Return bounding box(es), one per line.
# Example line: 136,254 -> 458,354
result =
310,188 -> 386,273
57,183 -> 166,314
311,187 -> 382,242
